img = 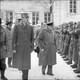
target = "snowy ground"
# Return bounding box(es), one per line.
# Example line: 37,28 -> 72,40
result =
0,51 -> 80,80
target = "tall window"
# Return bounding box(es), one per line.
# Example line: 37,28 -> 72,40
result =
70,0 -> 76,13
32,12 -> 39,25
6,11 -> 13,22
44,12 -> 50,23
0,11 -> 3,20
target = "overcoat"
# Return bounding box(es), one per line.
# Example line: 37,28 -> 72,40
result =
73,34 -> 78,64
38,29 -> 56,66
0,26 -> 7,59
6,28 -> 13,57
59,32 -> 64,53
12,23 -> 34,70
62,33 -> 70,55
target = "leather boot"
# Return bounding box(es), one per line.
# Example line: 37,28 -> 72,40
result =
1,70 -> 8,80
66,59 -> 72,64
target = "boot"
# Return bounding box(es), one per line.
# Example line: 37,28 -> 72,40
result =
47,73 -> 54,76
62,55 -> 66,58
1,70 -> 8,80
63,58 -> 69,61
70,64 -> 77,68
77,75 -> 80,77
74,69 -> 80,73
66,59 -> 72,64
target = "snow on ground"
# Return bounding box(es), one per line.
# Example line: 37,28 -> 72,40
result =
0,51 -> 80,80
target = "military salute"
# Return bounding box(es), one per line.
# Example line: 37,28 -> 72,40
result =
57,21 -> 80,78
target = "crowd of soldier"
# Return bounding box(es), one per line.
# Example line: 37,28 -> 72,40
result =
56,21 -> 80,78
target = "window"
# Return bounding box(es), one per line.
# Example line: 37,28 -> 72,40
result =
6,11 -> 13,22
0,11 -> 3,20
44,12 -> 51,23
32,12 -> 39,25
70,0 -> 77,13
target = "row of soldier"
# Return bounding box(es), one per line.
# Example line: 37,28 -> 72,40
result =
56,21 -> 80,78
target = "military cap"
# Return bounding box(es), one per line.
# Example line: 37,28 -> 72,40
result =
21,13 -> 29,18
6,21 -> 12,25
69,21 -> 74,27
71,31 -> 76,35
75,29 -> 80,35
46,22 -> 53,26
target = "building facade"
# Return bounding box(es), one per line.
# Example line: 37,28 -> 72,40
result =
1,0 -> 51,25
52,0 -> 80,26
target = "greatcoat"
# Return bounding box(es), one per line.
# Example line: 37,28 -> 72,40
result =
12,23 -> 34,70
0,26 -> 7,59
38,28 -> 56,66
6,27 -> 13,57
73,33 -> 78,64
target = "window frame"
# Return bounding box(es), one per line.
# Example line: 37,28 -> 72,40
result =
69,0 -> 77,14
6,11 -> 13,22
44,12 -> 51,23
32,12 -> 39,25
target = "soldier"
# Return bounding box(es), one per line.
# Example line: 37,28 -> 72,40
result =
59,25 -> 64,55
70,22 -> 78,68
34,21 -> 42,56
62,23 -> 70,60
38,22 -> 56,76
0,18 -> 8,80
73,22 -> 80,74
66,22 -> 74,64
5,21 -> 13,67
12,13 -> 34,80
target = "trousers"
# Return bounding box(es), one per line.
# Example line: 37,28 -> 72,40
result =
0,58 -> 6,70
22,70 -> 29,80
42,65 -> 52,74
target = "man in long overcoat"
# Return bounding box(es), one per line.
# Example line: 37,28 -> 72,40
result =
73,22 -> 80,75
38,23 -> 56,76
12,13 -> 34,80
6,21 -> 13,67
0,18 -> 8,80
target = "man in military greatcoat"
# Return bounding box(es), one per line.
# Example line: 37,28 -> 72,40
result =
0,18 -> 8,80
38,22 -> 56,76
12,13 -> 34,80
5,21 -> 13,67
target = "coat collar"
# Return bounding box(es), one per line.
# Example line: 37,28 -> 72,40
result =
20,22 -> 29,30
0,26 -> 5,34
46,28 -> 53,33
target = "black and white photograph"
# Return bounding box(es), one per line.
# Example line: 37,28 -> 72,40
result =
0,0 -> 80,80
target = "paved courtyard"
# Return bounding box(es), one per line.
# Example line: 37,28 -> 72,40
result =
0,51 -> 80,80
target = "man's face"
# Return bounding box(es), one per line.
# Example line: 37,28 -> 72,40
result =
22,15 -> 29,24
7,23 -> 12,29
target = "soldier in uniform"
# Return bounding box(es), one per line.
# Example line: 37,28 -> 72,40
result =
72,22 -> 80,74
71,22 -> 78,68
66,22 -> 74,64
12,13 -> 34,80
0,18 -> 8,80
62,23 -> 70,59
38,22 -> 56,76
5,21 -> 13,67
74,22 -> 80,77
